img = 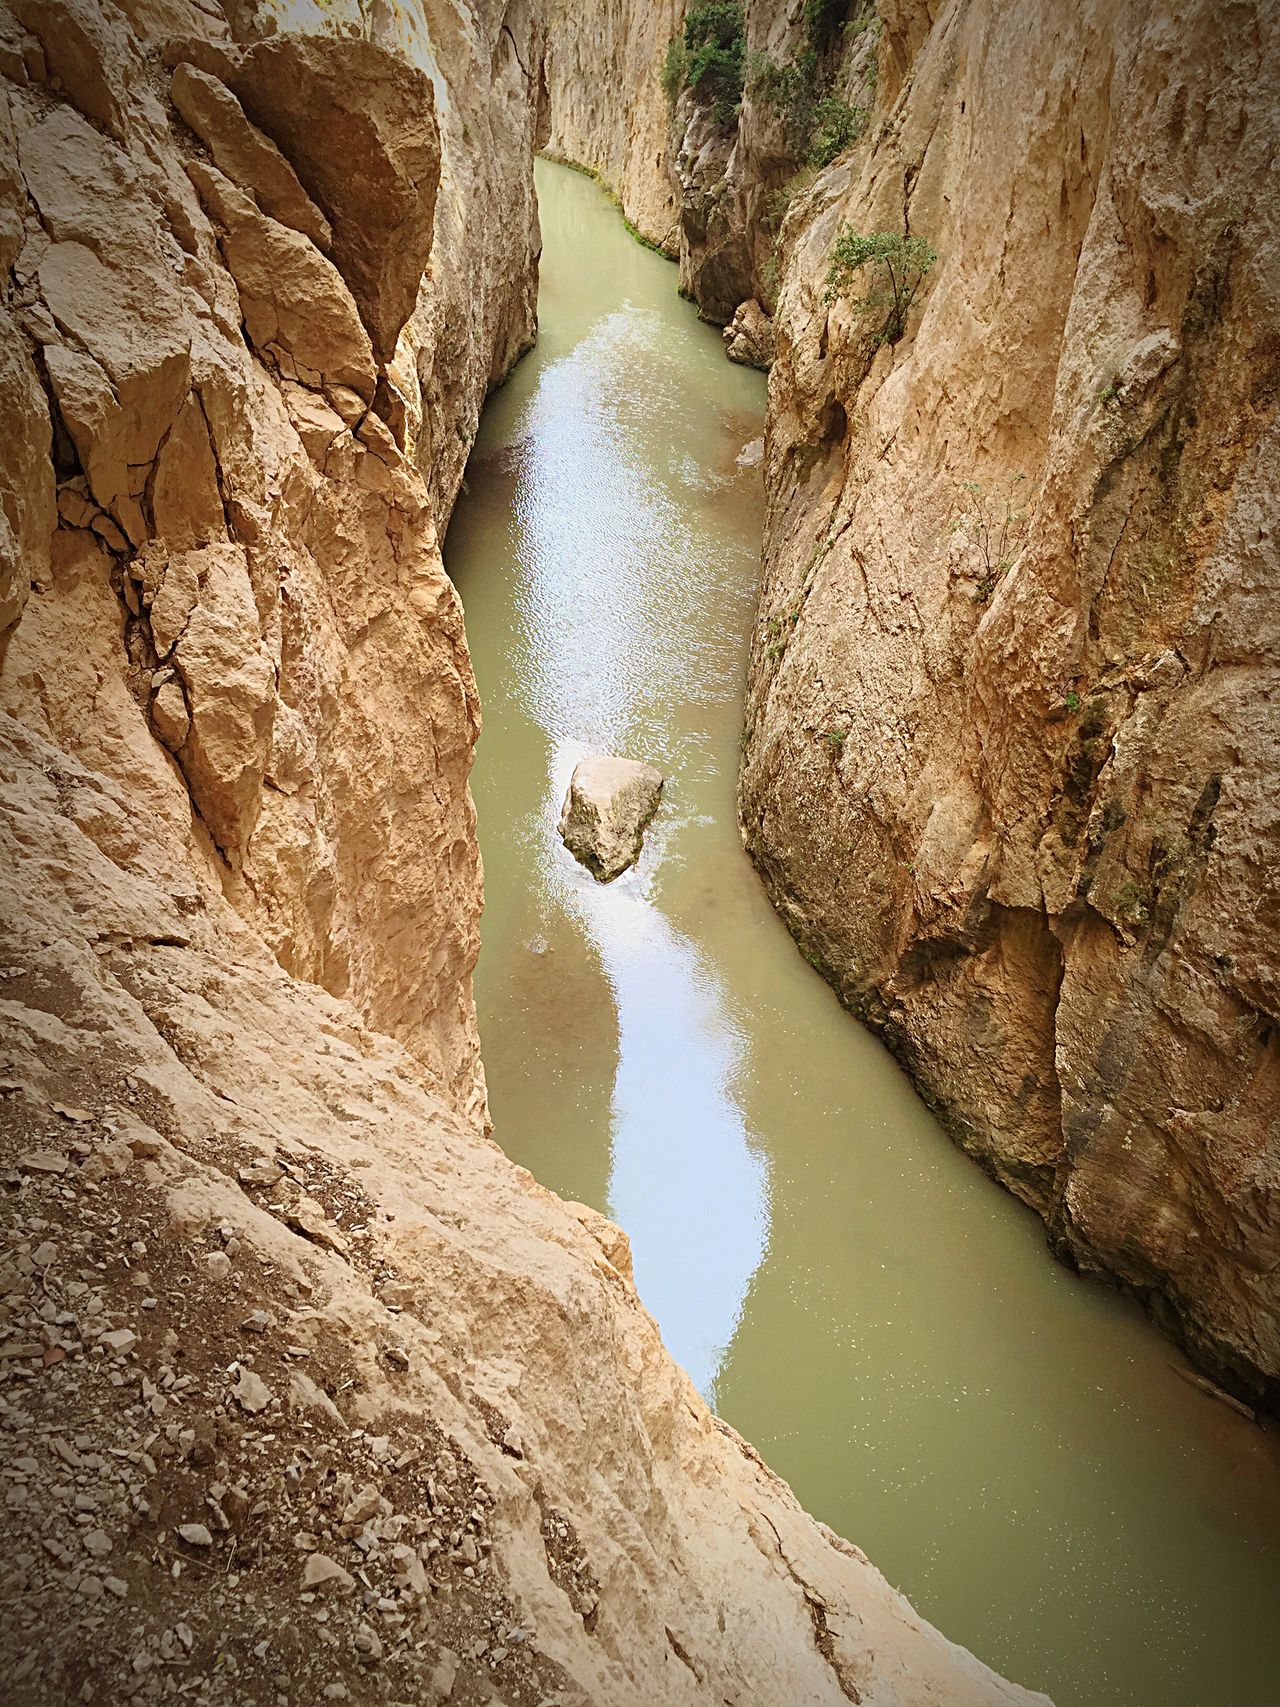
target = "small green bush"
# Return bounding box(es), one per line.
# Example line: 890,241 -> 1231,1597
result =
749,48 -> 819,152
824,228 -> 937,341
845,4 -> 882,41
750,49 -> 865,166
807,95 -> 866,165
682,2 -> 746,126
660,34 -> 688,107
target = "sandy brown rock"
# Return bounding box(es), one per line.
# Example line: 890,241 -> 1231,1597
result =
0,0 -> 553,1125
0,708 -> 1045,1707
187,160 -> 377,399
738,0 -> 1280,1405
169,60 -> 333,253
559,754 -> 664,881
226,33 -> 440,364
0,324 -> 53,638
724,296 -> 776,368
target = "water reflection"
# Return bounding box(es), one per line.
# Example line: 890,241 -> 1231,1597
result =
505,297 -> 773,1395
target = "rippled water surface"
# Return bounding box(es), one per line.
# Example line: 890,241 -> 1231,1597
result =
445,159 -> 1280,1707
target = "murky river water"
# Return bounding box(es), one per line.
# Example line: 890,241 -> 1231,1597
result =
444,159 -> 1280,1707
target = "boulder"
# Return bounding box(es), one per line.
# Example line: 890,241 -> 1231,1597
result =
169,63 -> 333,254
559,755 -> 663,882
722,297 -> 775,370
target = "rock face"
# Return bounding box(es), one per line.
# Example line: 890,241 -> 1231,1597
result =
560,755 -> 664,881
724,297 -> 776,369
542,0 -> 684,254
0,0 -> 1043,1701
737,0 -> 1280,1407
543,2 -> 877,346
0,0 -> 546,1128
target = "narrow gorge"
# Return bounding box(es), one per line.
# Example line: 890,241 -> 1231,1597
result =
1,3 -> 1276,1707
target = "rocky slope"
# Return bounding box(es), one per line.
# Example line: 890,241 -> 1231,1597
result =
0,709 -> 1043,1706
737,0 -> 1280,1407
0,0 -> 1044,1701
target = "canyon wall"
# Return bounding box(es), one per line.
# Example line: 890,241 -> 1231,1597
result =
545,0 -> 1279,1405
542,0 -> 683,250
541,2 -> 875,352
0,0 -> 1043,1701
737,0 -> 1280,1406
0,0 -> 548,1126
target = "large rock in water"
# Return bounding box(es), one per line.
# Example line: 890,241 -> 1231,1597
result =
560,754 -> 664,880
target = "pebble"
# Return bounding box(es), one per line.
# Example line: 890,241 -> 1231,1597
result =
238,1159 -> 284,1188
19,1151 -> 69,1175
232,1368 -> 274,1414
176,1523 -> 213,1547
302,1552 -> 355,1592
341,1484 -> 381,1527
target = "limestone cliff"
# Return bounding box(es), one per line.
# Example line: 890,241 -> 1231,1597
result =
0,0 -> 1043,1701
543,0 -> 683,251
738,0 -> 1280,1406
0,0 -> 547,1126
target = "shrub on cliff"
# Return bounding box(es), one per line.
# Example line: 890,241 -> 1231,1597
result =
748,44 -> 867,165
749,48 -> 819,150
669,2 -> 746,127
808,95 -> 866,165
824,229 -> 937,341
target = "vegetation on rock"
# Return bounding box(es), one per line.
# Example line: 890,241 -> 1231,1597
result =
663,2 -> 746,127
749,3 -> 877,169
949,474 -> 1032,602
824,228 -> 937,341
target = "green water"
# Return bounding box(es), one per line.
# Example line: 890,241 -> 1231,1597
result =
444,158 -> 1280,1707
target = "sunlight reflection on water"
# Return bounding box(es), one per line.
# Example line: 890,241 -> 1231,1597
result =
508,301 -> 772,1394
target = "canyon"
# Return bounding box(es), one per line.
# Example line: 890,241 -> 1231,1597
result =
546,0 -> 1280,1412
0,0 -> 1275,1704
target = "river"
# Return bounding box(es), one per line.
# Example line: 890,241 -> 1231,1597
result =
444,157 -> 1280,1707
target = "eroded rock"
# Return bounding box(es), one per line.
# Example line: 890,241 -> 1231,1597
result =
170,62 -> 332,254
559,755 -> 664,881
723,298 -> 776,369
